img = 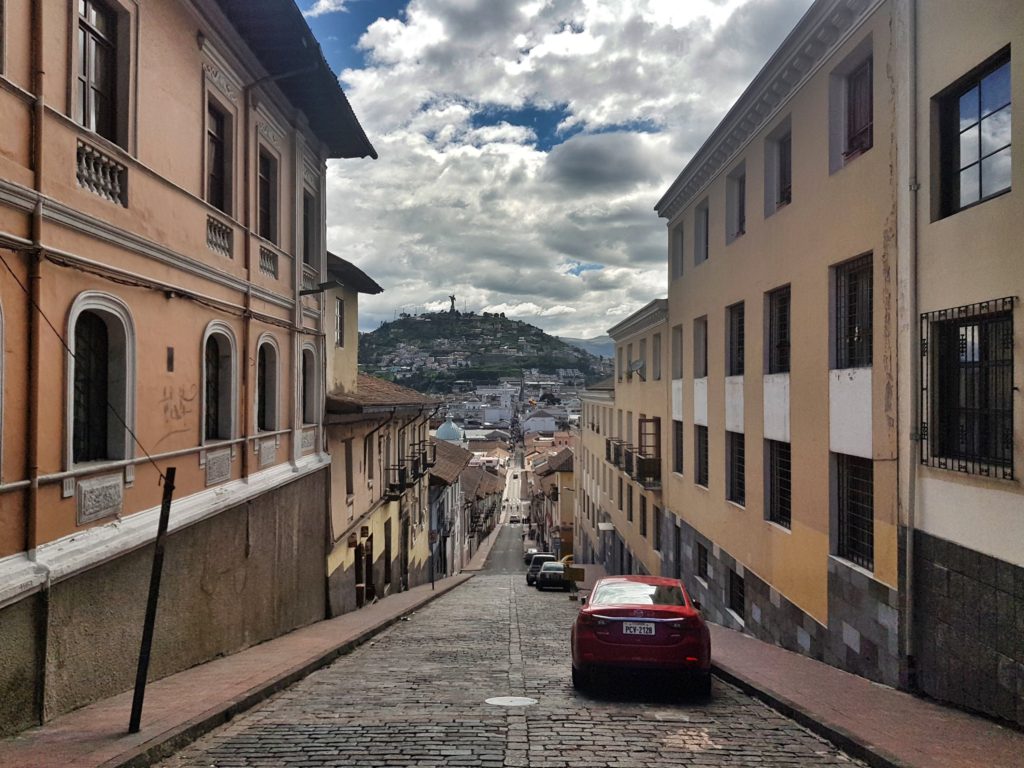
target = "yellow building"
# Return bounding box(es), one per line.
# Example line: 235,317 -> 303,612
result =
0,0 -> 374,735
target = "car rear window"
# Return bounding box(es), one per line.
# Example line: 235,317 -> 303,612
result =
540,563 -> 563,571
592,582 -> 686,606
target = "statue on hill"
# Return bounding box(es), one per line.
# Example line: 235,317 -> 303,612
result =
449,294 -> 457,314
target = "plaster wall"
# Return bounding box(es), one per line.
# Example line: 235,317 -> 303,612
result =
0,594 -> 42,737
829,367 -> 872,458
724,376 -> 744,433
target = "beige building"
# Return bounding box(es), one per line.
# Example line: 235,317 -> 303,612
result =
0,0 -> 374,735
579,0 -> 1023,725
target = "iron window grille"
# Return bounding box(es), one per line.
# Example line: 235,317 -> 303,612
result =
729,570 -> 745,619
696,542 -> 709,580
727,431 -> 745,505
695,425 -> 709,487
777,132 -> 792,205
672,420 -> 684,475
767,440 -> 792,528
835,254 -> 873,368
920,297 -> 1014,479
836,454 -> 874,571
845,57 -> 873,158
940,51 -> 1011,215
768,286 -> 791,374
728,302 -> 745,376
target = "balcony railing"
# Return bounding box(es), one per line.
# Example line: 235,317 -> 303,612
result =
77,140 -> 127,206
611,440 -> 624,468
259,246 -> 278,278
623,446 -> 635,476
206,215 -> 232,258
423,442 -> 437,467
302,264 -> 318,292
386,466 -> 408,499
635,455 -> 662,490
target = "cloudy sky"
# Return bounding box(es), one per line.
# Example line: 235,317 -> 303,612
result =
302,0 -> 814,338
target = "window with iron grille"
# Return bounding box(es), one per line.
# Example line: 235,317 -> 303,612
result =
846,57 -> 873,158
653,506 -> 662,551
835,453 -> 874,570
627,486 -> 634,522
767,286 -> 791,374
672,420 -> 684,474
77,0 -> 118,143
921,298 -> 1014,478
727,431 -> 745,505
728,302 -> 745,376
695,425 -> 709,487
696,542 -> 708,580
766,439 -> 792,528
835,255 -> 873,368
729,569 -> 745,618
639,496 -> 647,537
938,50 -> 1011,215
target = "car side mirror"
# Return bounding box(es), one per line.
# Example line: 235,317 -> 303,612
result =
692,599 -> 702,611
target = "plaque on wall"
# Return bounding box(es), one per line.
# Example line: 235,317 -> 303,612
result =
259,438 -> 276,468
301,428 -> 316,453
77,473 -> 124,525
205,447 -> 232,486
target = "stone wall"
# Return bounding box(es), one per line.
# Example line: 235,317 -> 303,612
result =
913,530 -> 1024,726
0,595 -> 43,737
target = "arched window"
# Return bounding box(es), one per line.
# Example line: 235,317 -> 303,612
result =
301,345 -> 317,425
202,322 -> 236,442
256,336 -> 278,432
67,293 -> 135,465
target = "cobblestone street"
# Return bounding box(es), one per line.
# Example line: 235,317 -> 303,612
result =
159,528 -> 862,767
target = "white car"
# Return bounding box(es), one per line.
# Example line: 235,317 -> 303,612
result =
509,514 -> 520,524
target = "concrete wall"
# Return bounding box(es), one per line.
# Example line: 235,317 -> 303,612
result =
26,469 -> 327,721
0,594 -> 43,737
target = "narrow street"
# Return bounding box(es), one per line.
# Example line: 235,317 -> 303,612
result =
158,524 -> 861,767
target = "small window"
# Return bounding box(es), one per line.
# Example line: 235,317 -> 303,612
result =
835,453 -> 873,570
617,476 -> 623,510
729,569 -> 745,618
256,340 -> 278,432
766,439 -> 791,528
672,420 -> 684,475
829,38 -> 873,172
344,439 -> 354,497
696,542 -> 709,580
764,117 -> 793,216
845,58 -> 873,158
694,199 -> 709,264
335,298 -> 345,347
693,316 -> 708,378
727,302 -> 744,376
203,329 -> 234,442
670,222 -> 684,280
73,311 -> 111,461
777,132 -> 792,205
767,286 -> 791,374
639,495 -> 647,537
671,324 -> 683,379
652,333 -> 662,381
639,339 -> 647,379
938,51 -> 1011,215
726,163 -> 746,243
626,343 -> 634,380
301,347 -> 317,425
617,345 -> 624,381
364,435 -> 374,481
76,0 -> 119,143
695,425 -> 709,487
727,431 -> 745,505
835,254 -> 872,369
627,485 -> 634,522
653,506 -> 662,551
302,190 -> 317,265
206,101 -> 230,214
257,149 -> 278,243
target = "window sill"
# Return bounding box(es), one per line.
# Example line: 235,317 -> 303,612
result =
695,575 -> 709,589
727,609 -> 746,627
726,499 -> 746,510
829,554 -> 874,579
765,519 -> 792,534
694,482 -> 709,491
346,494 -> 355,506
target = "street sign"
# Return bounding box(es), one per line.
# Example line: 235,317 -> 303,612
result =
564,566 -> 585,583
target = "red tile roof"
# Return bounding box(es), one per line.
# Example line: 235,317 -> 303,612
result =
326,374 -> 440,413
430,439 -> 473,485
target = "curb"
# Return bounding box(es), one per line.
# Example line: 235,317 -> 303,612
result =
711,661 -> 910,768
109,574 -> 474,768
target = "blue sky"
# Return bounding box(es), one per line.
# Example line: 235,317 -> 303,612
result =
301,0 -> 815,337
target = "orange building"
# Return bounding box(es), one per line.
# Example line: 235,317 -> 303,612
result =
0,0 -> 374,734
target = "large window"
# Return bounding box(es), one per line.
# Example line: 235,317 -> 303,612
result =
256,339 -> 278,432
777,131 -> 792,205
767,286 -> 791,374
639,495 -> 647,537
693,316 -> 708,378
302,347 -> 317,425
73,311 -> 110,462
672,420 -> 684,475
671,324 -> 683,379
76,0 -> 118,143
203,324 -> 235,442
670,223 -> 684,280
939,51 -> 1011,215
694,199 -> 709,265
921,298 -> 1014,478
845,57 -> 873,158
206,101 -> 230,213
727,431 -> 745,505
303,190 -> 317,265
835,453 -> 873,571
728,302 -> 744,376
335,298 -> 345,347
726,163 -> 746,243
257,149 -> 278,243
652,333 -> 662,381
695,425 -> 708,487
766,439 -> 791,528
653,506 -> 662,551
835,254 -> 873,368
765,117 -> 792,216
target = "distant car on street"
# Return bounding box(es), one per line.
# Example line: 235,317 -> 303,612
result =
523,547 -> 539,565
509,514 -> 520,524
570,575 -> 711,697
536,562 -> 570,591
525,553 -> 555,585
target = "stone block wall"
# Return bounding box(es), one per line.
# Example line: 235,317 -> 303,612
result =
913,530 -> 1024,726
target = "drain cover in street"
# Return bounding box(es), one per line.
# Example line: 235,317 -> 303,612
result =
484,696 -> 537,707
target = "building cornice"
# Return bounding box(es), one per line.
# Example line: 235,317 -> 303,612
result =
654,0 -> 884,222
607,298 -> 668,341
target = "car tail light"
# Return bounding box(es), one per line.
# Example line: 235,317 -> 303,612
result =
577,613 -> 608,628
669,617 -> 702,630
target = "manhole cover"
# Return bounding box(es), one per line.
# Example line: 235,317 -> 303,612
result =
485,696 -> 538,707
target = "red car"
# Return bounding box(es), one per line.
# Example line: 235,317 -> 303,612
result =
571,575 -> 711,696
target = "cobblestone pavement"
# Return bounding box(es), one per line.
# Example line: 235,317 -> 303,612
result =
159,558 -> 862,766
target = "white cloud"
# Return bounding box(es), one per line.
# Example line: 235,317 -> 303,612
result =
327,0 -> 815,337
304,0 -> 350,18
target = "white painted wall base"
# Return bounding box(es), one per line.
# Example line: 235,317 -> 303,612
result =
763,373 -> 790,443
693,377 -> 708,426
829,367 -> 872,458
725,375 -> 744,433
672,379 -> 684,422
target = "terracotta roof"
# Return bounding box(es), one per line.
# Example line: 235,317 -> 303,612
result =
461,466 -> 505,500
430,439 -> 473,486
543,447 -> 575,475
587,376 -> 615,391
327,252 -> 383,294
326,374 -> 440,413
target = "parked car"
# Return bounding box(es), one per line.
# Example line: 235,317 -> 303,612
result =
536,562 -> 570,591
523,547 -> 539,565
570,575 -> 711,696
526,553 -> 555,585
509,514 -> 520,524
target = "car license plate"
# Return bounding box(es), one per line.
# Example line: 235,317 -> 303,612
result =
622,622 -> 655,636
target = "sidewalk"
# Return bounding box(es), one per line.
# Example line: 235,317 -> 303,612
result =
0,574 -> 472,768
710,623 -> 1024,768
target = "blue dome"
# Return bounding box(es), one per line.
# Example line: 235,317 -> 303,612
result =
435,417 -> 463,442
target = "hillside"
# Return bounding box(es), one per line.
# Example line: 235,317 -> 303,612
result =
558,334 -> 614,359
359,311 -> 612,393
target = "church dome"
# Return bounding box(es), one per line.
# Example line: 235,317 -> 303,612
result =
435,417 -> 463,443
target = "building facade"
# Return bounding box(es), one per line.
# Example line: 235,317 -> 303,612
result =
0,0 -> 375,735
